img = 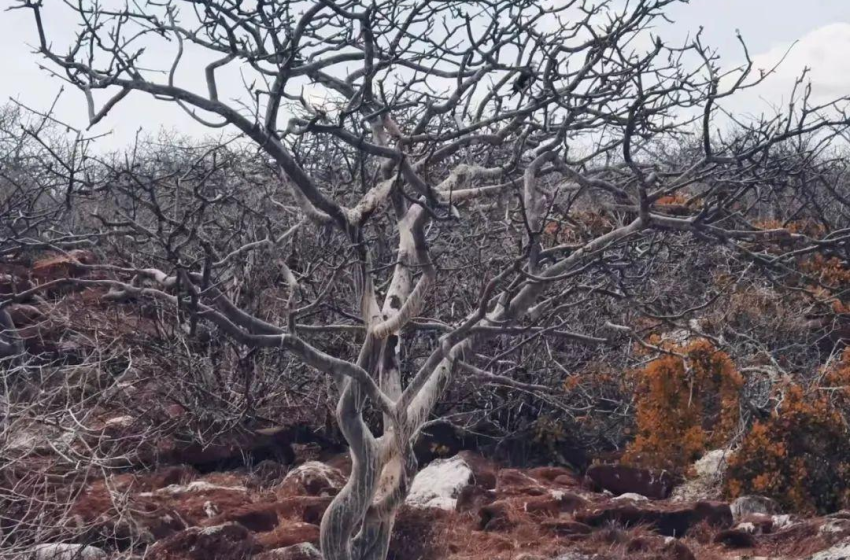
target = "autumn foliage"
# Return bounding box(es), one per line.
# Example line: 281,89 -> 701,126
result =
725,382 -> 850,514
622,335 -> 850,514
623,339 -> 743,472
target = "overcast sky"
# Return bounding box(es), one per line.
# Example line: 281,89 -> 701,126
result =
2,0 -> 850,148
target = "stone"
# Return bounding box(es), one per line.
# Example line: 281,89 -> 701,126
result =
772,514 -> 794,530
138,480 -> 247,497
730,495 -> 781,521
27,544 -> 107,560
810,542 -> 850,560
612,492 -> 650,503
279,461 -> 346,497
406,454 -> 473,510
671,449 -> 731,502
819,518 -> 850,536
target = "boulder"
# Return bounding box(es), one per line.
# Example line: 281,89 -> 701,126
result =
27,544 -> 107,560
612,492 -> 650,503
406,454 -> 473,510
279,461 -> 346,497
693,449 -> 730,478
671,449 -> 731,502
145,523 -> 255,560
730,495 -> 780,521
586,464 -> 679,499
139,480 -> 248,497
811,542 -> 850,560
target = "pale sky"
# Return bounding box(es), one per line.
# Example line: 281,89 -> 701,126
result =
2,0 -> 850,148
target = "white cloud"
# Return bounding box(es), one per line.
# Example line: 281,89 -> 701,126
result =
720,23 -> 850,117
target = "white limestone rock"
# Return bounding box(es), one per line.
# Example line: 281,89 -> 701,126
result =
28,544 -> 107,560
406,455 -> 473,510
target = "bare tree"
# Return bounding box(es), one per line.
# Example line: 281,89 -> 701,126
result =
11,0 -> 850,558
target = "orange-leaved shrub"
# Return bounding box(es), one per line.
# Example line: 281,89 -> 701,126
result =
623,339 -> 742,472
725,382 -> 850,514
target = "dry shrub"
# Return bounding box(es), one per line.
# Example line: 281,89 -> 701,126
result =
725,382 -> 850,514
543,210 -> 615,244
801,254 -> 850,288
623,339 -> 742,472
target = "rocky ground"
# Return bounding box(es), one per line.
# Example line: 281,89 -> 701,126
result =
11,446 -> 850,560
5,255 -> 850,560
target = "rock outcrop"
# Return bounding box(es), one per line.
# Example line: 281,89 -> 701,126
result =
406,454 -> 474,510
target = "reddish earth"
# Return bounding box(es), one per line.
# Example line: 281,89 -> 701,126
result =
4,254 -> 850,560
10,452 -> 846,559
